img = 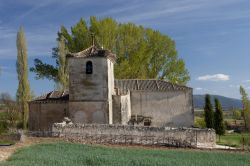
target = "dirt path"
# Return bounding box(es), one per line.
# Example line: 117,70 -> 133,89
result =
0,137 -> 61,162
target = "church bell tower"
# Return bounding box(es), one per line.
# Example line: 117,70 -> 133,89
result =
66,42 -> 116,124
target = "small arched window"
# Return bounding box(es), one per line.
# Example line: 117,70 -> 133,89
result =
86,61 -> 93,74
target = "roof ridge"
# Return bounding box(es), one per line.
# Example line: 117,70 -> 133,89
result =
115,79 -> 191,90
66,45 -> 116,62
30,90 -> 69,102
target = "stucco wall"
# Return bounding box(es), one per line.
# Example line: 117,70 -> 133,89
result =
52,124 -> 216,148
29,102 -> 68,131
130,89 -> 194,127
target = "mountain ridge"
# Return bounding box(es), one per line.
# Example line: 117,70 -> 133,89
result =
193,94 -> 242,110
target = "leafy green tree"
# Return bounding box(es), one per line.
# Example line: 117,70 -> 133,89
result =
204,94 -> 214,128
30,17 -> 190,87
214,98 -> 225,141
233,110 -> 242,120
57,36 -> 68,90
232,110 -> 242,125
0,93 -> 20,128
16,27 -> 31,129
239,86 -> 250,130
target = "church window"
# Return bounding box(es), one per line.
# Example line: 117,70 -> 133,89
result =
86,61 -> 93,74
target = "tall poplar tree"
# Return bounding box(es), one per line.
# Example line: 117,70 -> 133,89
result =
16,27 -> 30,129
214,98 -> 225,141
240,86 -> 250,130
58,36 -> 68,90
204,94 -> 214,128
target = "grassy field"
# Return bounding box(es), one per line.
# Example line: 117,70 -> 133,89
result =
1,143 -> 250,166
217,133 -> 250,147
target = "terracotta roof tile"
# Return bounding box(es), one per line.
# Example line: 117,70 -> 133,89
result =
31,80 -> 191,102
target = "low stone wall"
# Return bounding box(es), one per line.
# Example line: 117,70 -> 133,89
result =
52,124 -> 216,148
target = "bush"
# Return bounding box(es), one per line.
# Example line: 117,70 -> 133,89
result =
0,93 -> 21,130
0,120 -> 8,134
194,117 -> 206,128
224,121 -> 230,130
16,121 -> 23,129
240,136 -> 250,147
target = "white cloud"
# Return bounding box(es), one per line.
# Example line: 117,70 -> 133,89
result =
195,87 -> 203,90
117,1 -> 205,22
112,0 -> 247,25
197,74 -> 230,81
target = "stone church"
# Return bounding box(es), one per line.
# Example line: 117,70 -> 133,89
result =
29,44 -> 194,131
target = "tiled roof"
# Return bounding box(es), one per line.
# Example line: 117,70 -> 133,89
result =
31,80 -> 191,102
114,79 -> 191,93
66,45 -> 116,62
30,90 -> 69,102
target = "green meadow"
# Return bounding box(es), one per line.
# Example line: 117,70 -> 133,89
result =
1,143 -> 250,166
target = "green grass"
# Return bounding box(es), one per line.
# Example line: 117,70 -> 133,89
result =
1,143 -> 250,166
217,133 -> 250,147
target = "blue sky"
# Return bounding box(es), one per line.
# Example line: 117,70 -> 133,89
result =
0,0 -> 250,99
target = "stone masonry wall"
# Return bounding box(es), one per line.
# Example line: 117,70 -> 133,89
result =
52,123 -> 216,148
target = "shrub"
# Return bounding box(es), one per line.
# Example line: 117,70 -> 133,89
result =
0,120 -> 8,134
194,117 -> 206,128
16,121 -> 23,129
240,136 -> 250,148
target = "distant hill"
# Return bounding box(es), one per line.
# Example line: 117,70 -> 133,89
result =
193,95 -> 242,111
